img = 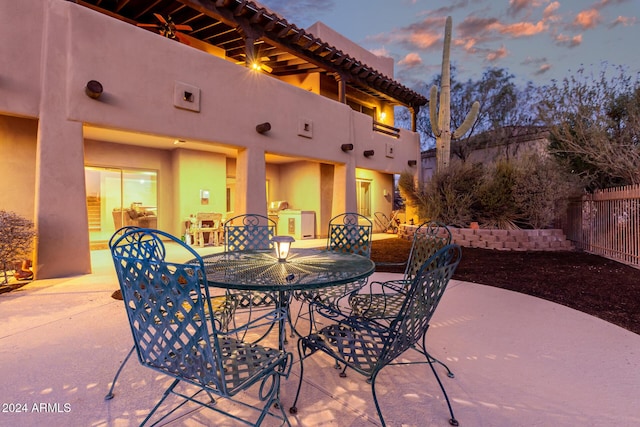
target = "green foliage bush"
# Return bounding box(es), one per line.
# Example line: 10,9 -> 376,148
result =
0,210 -> 36,284
400,153 -> 579,229
476,160 -> 520,229
512,153 -> 579,229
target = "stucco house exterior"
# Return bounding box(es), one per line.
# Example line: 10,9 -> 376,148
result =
0,0 -> 427,279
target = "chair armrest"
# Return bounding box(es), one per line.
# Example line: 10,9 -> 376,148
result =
357,279 -> 410,295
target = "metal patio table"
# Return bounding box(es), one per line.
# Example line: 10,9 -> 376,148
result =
198,248 -> 375,344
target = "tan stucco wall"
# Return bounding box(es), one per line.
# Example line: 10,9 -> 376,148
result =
172,149 -> 227,234
0,115 -> 37,221
0,0 -> 422,279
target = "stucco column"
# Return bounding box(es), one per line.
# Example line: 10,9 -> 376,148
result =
34,1 -> 91,278
235,147 -> 267,215
332,160 -> 357,216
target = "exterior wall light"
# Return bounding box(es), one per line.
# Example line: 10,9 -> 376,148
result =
256,122 -> 271,134
407,160 -> 417,166
272,235 -> 295,262
85,80 -> 103,99
341,144 -> 354,152
364,150 -> 375,158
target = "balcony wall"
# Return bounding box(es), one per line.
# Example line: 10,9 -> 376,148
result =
0,0 -> 420,175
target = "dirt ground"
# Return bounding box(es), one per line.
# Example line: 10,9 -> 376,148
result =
370,238 -> 640,335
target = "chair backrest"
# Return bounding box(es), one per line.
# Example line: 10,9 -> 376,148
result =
109,226 -> 166,262
382,244 -> 461,367
110,228 -> 228,393
404,221 -> 452,280
224,214 -> 276,252
326,213 -> 373,257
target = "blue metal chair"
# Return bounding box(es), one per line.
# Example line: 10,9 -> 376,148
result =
224,214 -> 278,308
104,227 -> 236,400
224,214 -> 281,339
348,221 -> 455,377
349,221 -> 451,316
291,213 -> 372,335
111,228 -> 292,426
290,244 -> 462,427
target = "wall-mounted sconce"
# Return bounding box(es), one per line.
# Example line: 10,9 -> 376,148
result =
200,189 -> 210,205
85,80 -> 103,99
341,143 -> 354,152
407,160 -> 417,167
364,150 -> 375,158
256,122 -> 271,134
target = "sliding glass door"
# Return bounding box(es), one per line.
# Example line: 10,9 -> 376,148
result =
85,166 -> 157,245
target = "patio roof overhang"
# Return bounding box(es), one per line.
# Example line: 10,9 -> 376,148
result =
75,0 -> 427,109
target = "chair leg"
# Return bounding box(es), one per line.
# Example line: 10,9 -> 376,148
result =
427,351 -> 455,378
369,372 -> 388,427
421,335 -> 458,426
427,356 -> 459,426
289,340 -> 307,415
104,345 -> 136,400
140,378 -> 180,427
289,300 -> 305,338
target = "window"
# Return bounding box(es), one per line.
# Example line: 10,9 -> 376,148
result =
347,99 -> 376,121
85,166 -> 158,244
356,179 -> 371,217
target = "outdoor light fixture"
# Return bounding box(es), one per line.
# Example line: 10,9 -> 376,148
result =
341,143 -> 354,152
407,160 -> 417,166
85,80 -> 103,99
364,150 -> 375,158
256,122 -> 271,134
272,235 -> 295,262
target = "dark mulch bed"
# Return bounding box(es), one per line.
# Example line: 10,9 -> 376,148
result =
371,238 -> 640,335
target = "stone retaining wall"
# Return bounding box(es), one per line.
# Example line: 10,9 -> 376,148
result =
398,225 -> 574,251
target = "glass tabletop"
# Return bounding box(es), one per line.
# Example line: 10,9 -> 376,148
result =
199,248 -> 375,291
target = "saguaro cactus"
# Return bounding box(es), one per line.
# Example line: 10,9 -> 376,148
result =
430,16 -> 479,172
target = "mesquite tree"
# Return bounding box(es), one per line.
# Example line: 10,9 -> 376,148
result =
539,65 -> 640,190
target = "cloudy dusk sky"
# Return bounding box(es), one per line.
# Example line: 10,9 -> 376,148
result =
258,0 -> 639,89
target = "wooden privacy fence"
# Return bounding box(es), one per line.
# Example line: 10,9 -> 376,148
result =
561,184 -> 640,268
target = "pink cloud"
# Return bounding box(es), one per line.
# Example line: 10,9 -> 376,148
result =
486,45 -> 509,62
543,2 -> 561,21
407,31 -> 442,49
574,9 -> 602,29
534,63 -> 552,75
608,15 -> 637,28
500,20 -> 548,37
507,0 -> 549,17
398,52 -> 423,68
555,33 -> 583,47
369,47 -> 390,58
457,16 -> 502,38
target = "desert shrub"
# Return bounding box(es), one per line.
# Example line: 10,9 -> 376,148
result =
512,153 -> 580,228
476,160 -> 522,229
400,162 -> 483,227
399,153 -> 580,229
0,210 -> 36,284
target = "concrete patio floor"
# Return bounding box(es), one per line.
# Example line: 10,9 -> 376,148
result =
1,235 -> 639,426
